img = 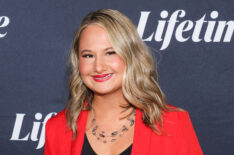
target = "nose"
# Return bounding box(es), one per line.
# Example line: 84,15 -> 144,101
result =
94,55 -> 106,73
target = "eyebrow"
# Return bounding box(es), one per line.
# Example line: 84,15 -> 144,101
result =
80,49 -> 91,55
104,47 -> 113,51
80,47 -> 113,54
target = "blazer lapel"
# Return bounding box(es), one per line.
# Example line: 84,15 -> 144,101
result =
71,110 -> 88,155
131,109 -> 152,155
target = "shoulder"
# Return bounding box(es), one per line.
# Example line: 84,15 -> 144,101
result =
164,106 -> 202,148
159,105 -> 194,137
45,110 -> 70,137
45,110 -> 73,148
163,105 -> 189,122
46,110 -> 67,129
163,105 -> 190,128
161,105 -> 203,154
47,110 -> 66,124
144,105 -> 203,154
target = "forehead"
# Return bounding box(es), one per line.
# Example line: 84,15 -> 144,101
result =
78,24 -> 113,52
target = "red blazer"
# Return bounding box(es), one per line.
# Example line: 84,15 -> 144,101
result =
44,108 -> 203,155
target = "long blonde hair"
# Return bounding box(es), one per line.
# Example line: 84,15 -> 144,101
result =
66,9 -> 175,138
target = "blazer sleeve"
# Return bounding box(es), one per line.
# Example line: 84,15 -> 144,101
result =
176,111 -> 203,155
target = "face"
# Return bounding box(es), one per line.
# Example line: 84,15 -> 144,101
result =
78,24 -> 126,95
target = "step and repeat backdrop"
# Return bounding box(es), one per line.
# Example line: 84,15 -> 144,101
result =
0,0 -> 233,154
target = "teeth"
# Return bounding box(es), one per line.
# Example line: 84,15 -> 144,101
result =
94,74 -> 112,80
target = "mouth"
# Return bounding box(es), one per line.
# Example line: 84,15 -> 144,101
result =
92,73 -> 113,82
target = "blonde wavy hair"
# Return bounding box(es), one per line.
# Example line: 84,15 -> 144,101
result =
66,9 -> 176,138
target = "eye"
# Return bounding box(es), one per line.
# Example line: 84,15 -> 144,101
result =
82,54 -> 93,58
106,51 -> 116,55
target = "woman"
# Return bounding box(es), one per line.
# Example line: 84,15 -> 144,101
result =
44,9 -> 203,155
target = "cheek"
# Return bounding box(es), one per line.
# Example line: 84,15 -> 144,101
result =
79,59 -> 90,75
110,57 -> 125,73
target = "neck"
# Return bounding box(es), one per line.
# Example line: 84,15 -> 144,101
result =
91,91 -> 131,119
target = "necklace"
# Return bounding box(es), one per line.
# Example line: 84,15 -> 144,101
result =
90,108 -> 136,144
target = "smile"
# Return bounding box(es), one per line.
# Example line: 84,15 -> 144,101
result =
92,73 -> 113,82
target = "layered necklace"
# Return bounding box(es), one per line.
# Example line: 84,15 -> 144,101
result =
89,108 -> 136,144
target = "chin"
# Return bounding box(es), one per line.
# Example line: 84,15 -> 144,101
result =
93,90 -> 113,95
92,88 -> 122,96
